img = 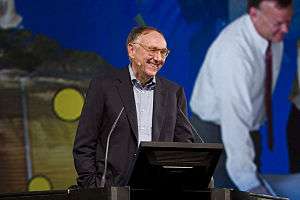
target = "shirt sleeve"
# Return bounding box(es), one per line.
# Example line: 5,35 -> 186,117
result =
215,46 -> 261,191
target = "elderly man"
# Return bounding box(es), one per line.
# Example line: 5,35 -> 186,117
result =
73,26 -> 194,188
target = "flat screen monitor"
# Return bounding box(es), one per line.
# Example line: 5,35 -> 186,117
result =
127,142 -> 223,190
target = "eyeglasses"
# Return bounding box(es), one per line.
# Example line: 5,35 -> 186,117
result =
132,42 -> 170,58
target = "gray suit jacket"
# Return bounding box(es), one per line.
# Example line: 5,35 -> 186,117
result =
73,67 -> 194,188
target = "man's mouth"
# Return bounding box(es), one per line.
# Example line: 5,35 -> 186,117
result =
146,61 -> 158,69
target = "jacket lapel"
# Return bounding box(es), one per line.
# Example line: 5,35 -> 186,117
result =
152,77 -> 166,141
114,68 -> 138,142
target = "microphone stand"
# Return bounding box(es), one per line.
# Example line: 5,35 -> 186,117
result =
100,107 -> 124,188
178,108 -> 205,143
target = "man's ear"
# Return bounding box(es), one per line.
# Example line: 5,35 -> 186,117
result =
127,43 -> 135,60
249,7 -> 259,20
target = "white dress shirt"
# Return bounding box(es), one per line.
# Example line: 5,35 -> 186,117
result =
129,65 -> 154,144
190,14 -> 283,191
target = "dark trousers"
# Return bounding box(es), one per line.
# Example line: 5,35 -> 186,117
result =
190,113 -> 261,189
287,104 -> 300,173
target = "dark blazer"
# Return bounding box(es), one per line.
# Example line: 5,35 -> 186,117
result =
73,67 -> 194,188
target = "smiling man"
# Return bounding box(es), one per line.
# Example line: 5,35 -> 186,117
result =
73,26 -> 194,188
127,29 -> 168,84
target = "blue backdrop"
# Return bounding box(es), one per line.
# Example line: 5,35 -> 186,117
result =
15,0 -> 300,173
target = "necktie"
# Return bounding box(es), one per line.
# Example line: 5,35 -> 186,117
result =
265,41 -> 273,150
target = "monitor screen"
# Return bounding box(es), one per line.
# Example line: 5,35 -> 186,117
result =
127,142 -> 223,190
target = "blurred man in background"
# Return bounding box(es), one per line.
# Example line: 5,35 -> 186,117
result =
190,0 -> 295,197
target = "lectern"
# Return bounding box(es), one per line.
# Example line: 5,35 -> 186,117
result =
127,141 -> 222,190
125,141 -> 288,200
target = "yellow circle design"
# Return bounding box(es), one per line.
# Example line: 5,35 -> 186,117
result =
28,176 -> 52,191
53,88 -> 84,121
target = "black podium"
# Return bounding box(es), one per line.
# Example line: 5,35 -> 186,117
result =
127,142 -> 223,191
125,142 -> 287,200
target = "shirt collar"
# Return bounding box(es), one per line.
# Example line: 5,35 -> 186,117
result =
245,14 -> 270,54
128,64 -> 156,90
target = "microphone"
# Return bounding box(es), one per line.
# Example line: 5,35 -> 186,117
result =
100,107 -> 124,188
257,173 -> 277,197
178,107 -> 215,187
178,107 -> 205,143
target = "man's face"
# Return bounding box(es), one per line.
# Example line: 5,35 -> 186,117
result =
127,30 -> 168,82
250,1 -> 293,42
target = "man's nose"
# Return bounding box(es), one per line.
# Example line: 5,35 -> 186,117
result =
153,51 -> 163,61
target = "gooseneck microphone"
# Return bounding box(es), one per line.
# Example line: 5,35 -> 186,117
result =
257,173 -> 277,197
100,107 -> 124,188
179,107 -> 215,187
178,107 -> 205,143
